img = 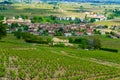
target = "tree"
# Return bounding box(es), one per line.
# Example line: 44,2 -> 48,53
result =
93,38 -> 101,49
90,18 -> 96,23
14,28 -> 22,39
32,16 -> 45,23
43,30 -> 48,36
0,22 -> 6,39
75,17 -> 81,24
21,24 -> 28,31
20,15 -> 28,19
0,15 -> 4,20
80,6 -> 83,12
85,14 -> 89,21
104,9 -> 108,16
11,23 -> 19,29
107,14 -> 114,20
15,15 -> 19,19
79,38 -> 88,49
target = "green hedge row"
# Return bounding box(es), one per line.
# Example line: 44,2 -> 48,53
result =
100,48 -> 118,53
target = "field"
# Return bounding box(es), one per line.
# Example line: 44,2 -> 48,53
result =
1,3 -> 120,18
0,34 -> 120,80
1,2 -> 120,80
91,20 -> 120,26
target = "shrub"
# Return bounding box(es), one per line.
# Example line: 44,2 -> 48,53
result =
0,22 -> 7,39
14,28 -> 22,39
70,37 -> 101,49
22,32 -> 52,44
52,43 -> 65,47
79,38 -> 88,49
100,48 -> 118,53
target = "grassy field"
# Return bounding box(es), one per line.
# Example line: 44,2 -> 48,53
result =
0,3 -> 118,18
0,34 -> 120,80
91,20 -> 120,26
86,35 -> 120,50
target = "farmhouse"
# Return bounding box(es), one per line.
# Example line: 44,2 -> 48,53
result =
64,33 -> 72,37
52,37 -> 69,43
52,37 -> 73,46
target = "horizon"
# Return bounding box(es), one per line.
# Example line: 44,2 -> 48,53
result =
1,0 -> 120,2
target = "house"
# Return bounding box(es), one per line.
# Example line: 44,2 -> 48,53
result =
75,32 -> 84,36
52,37 -> 73,46
64,33 -> 72,37
100,30 -> 106,35
52,37 -> 69,43
88,13 -> 106,21
86,29 -> 93,35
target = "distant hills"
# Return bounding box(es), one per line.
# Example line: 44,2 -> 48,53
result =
0,0 -> 120,4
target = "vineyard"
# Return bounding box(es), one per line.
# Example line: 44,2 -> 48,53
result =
0,35 -> 120,80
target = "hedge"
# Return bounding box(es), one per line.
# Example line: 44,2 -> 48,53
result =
100,48 -> 118,53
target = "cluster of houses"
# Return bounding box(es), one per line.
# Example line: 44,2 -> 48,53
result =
5,17 -> 94,36
4,16 -> 120,38
95,25 -> 120,38
85,12 -> 107,21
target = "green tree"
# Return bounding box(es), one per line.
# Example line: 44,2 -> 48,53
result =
21,24 -> 28,31
79,38 -> 88,49
104,9 -> 108,16
15,15 -> 19,19
85,14 -> 89,21
0,22 -> 7,39
11,23 -> 19,29
0,15 -> 4,20
93,38 -> 101,49
75,17 -> 81,24
14,28 -> 22,39
90,18 -> 96,23
20,15 -> 28,19
80,6 -> 83,12
107,14 -> 114,20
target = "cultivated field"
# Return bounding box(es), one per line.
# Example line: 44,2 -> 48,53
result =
0,34 -> 120,80
91,20 -> 120,26
0,3 -> 119,18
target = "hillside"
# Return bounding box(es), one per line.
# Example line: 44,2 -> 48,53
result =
0,34 -> 120,80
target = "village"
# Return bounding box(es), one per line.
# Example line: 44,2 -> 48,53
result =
1,1 -> 120,80
3,13 -> 120,38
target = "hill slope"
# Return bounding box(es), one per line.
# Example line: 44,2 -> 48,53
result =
0,34 -> 120,79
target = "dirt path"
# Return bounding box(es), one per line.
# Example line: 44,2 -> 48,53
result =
60,51 -> 120,80
53,50 -> 120,69
60,51 -> 120,69
89,58 -> 120,69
